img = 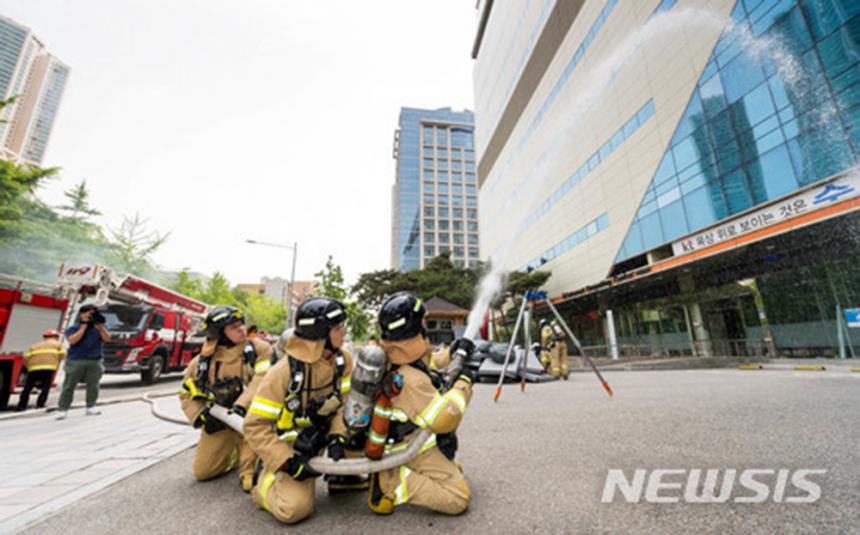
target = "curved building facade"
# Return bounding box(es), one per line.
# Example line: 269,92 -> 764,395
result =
474,0 -> 860,357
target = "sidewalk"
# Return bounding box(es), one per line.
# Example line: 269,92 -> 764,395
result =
0,396 -> 197,534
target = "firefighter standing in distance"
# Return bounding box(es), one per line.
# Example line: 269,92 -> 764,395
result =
243,297 -> 354,525
16,330 -> 66,411
178,305 -> 273,491
538,319 -> 552,372
368,292 -> 473,516
544,320 -> 569,380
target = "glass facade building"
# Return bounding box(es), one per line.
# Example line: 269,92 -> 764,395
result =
391,107 -> 477,271
0,15 -> 69,166
474,0 -> 860,357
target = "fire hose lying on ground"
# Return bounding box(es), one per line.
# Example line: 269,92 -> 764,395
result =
142,342 -> 472,476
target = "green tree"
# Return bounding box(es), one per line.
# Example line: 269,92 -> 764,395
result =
0,159 -> 58,238
351,252 -> 482,311
169,269 -> 204,299
57,179 -> 101,220
237,291 -> 287,334
108,213 -> 169,276
315,255 -> 372,340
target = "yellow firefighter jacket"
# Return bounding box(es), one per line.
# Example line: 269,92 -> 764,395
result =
24,339 -> 66,372
380,336 -> 472,454
179,338 -> 272,424
243,335 -> 353,470
541,325 -> 555,349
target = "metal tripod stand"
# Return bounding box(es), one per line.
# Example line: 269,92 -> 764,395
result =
494,291 -> 614,401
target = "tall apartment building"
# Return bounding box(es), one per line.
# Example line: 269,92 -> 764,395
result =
0,15 -> 69,166
391,107 -> 479,271
474,0 -> 859,357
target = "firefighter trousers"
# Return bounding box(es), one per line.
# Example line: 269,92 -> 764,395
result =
549,345 -> 568,379
252,469 -> 316,525
380,446 -> 470,515
17,370 -> 54,409
192,428 -> 256,482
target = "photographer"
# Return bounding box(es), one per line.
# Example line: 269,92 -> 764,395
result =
56,304 -> 110,420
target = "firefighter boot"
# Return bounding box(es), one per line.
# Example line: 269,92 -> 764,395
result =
367,473 -> 394,515
242,474 -> 254,493
326,474 -> 369,495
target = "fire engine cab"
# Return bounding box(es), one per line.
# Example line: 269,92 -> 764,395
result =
59,263 -> 209,384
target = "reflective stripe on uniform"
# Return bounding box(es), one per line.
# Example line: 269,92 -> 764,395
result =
254,360 -> 271,375
444,389 -> 467,413
249,396 -> 283,420
26,364 -> 57,372
260,472 -> 277,512
24,348 -> 64,358
339,377 -> 351,395
385,432 -> 436,455
294,416 -> 311,427
389,408 -> 410,422
415,392 -> 445,429
225,447 -> 239,474
277,430 -> 299,442
394,466 -> 411,505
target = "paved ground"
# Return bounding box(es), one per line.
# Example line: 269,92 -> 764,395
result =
2,372 -> 185,416
12,368 -> 859,534
0,397 -> 197,534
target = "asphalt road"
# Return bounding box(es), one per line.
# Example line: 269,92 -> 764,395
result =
22,369 -> 860,534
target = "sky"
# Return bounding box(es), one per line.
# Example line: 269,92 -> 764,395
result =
1,0 -> 477,285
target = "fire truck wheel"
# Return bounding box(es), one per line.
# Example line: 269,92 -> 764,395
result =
141,355 -> 164,385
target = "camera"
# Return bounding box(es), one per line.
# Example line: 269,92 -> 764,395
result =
91,310 -> 106,325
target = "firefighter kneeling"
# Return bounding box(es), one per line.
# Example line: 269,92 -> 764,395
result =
178,305 -> 272,491
243,297 -> 355,525
367,292 -> 473,516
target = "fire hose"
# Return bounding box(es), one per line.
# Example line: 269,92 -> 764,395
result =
142,392 -> 431,475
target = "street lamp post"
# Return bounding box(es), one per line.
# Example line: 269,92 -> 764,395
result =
246,239 -> 298,327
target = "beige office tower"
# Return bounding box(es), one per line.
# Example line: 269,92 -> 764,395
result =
473,0 -> 860,358
0,15 -> 70,166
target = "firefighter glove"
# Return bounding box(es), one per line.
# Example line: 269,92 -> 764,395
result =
195,409 -> 227,434
457,366 -> 476,386
281,454 -> 321,481
326,434 -> 346,461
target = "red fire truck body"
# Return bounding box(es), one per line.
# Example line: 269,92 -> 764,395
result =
59,263 -> 208,384
0,276 -> 69,409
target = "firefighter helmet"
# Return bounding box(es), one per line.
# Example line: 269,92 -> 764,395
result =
203,305 -> 244,340
378,292 -> 426,341
294,297 -> 347,340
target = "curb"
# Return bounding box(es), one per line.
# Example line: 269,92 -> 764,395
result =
738,364 -> 763,370
794,365 -> 826,371
0,389 -> 176,422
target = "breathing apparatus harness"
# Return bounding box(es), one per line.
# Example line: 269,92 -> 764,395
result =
380,359 -> 459,460
276,349 -> 347,457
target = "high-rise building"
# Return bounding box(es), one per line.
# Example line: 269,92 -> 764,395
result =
391,107 -> 479,271
474,0 -> 860,357
0,15 -> 69,166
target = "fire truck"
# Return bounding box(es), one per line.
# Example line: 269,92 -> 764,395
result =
0,264 -> 208,408
58,263 -> 209,384
0,275 -> 69,410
